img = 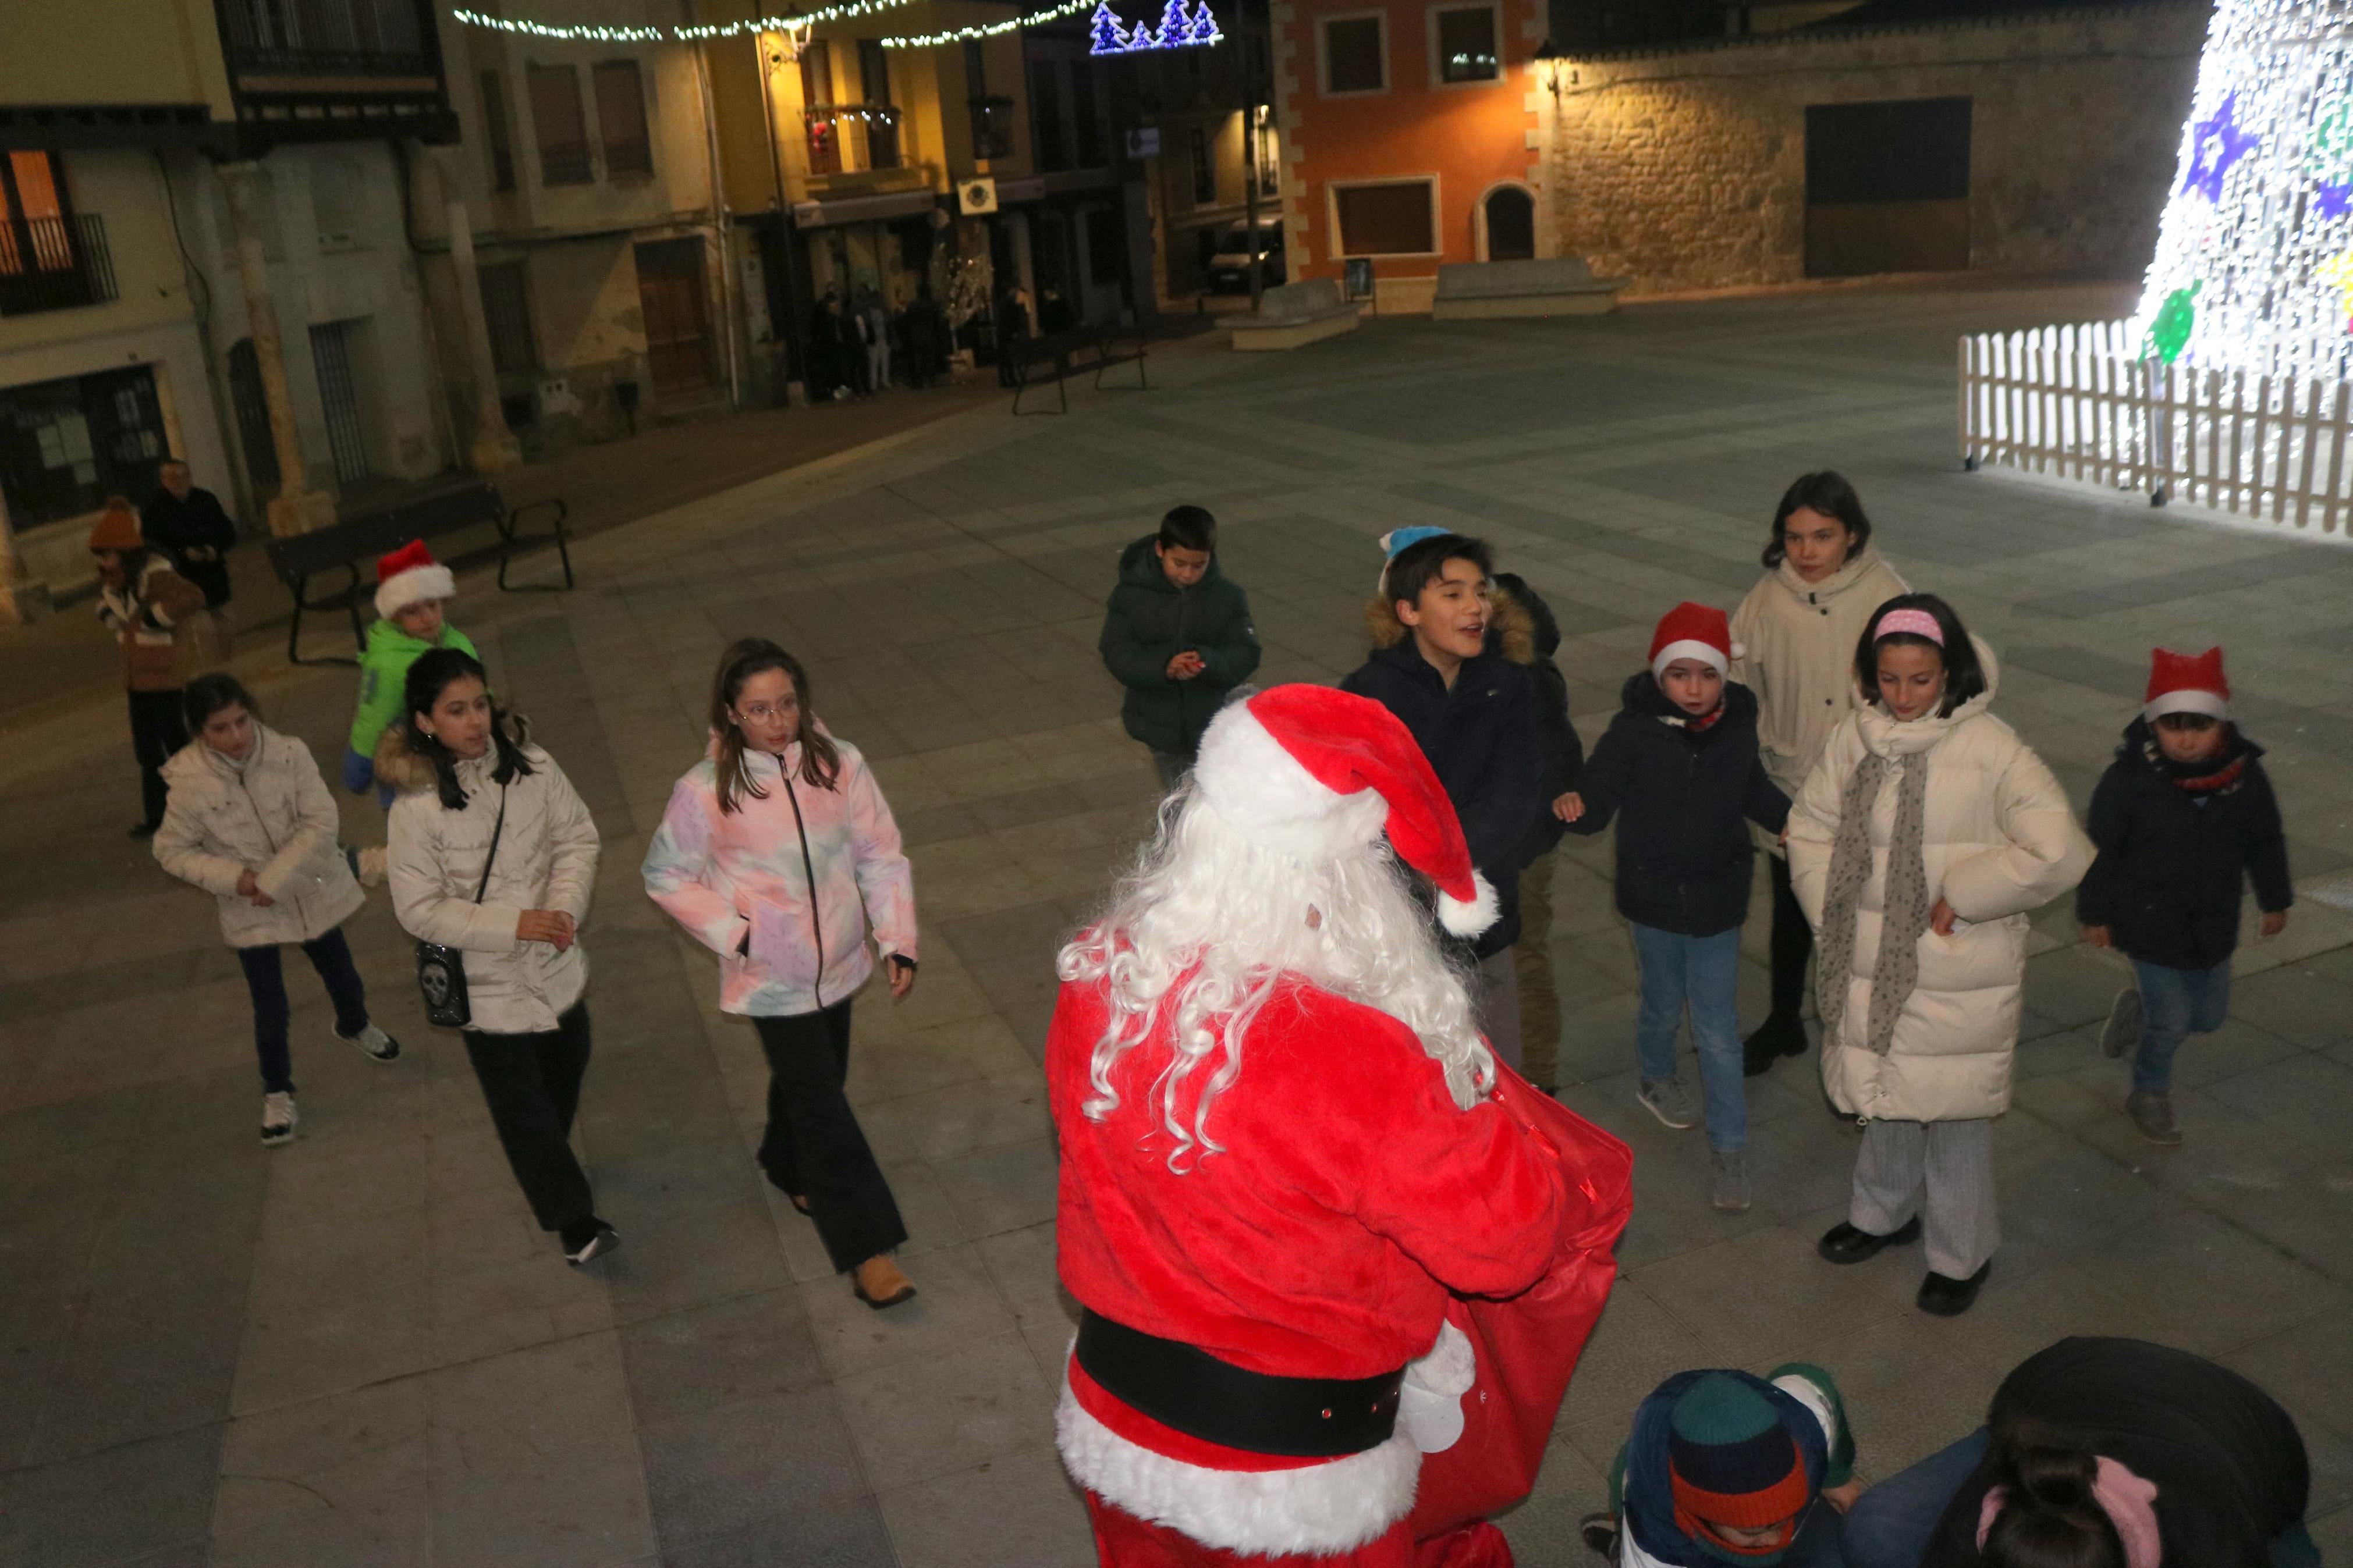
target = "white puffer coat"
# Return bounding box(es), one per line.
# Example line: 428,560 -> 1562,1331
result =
154,728 -> 365,948
1730,544 -> 1910,804
1787,643 -> 2092,1123
388,741 -> 601,1035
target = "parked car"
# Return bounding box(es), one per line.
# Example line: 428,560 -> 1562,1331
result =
1208,219 -> 1286,293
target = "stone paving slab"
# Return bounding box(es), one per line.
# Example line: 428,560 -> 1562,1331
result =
2,282 -> 2351,1566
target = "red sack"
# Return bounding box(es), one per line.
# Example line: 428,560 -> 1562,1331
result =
1408,1071 -> 1634,1559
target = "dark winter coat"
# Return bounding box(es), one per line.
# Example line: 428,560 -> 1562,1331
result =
1923,1337 -> 2309,1568
1565,674 -> 1788,937
1493,574 -> 1582,867
1098,536 -> 1261,759
1340,591 -> 1545,958
2076,719 -> 2292,971
141,486 -> 237,607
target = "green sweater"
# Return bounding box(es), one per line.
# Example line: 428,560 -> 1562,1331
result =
349,618 -> 478,756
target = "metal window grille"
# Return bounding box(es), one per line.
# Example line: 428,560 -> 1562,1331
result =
308,320 -> 372,486
228,339 -> 281,493
0,215 -> 116,316
478,262 -> 537,374
217,0 -> 430,73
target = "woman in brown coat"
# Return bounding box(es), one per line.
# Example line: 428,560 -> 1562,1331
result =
90,497 -> 213,837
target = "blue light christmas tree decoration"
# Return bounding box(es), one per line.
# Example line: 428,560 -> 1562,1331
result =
1087,0 -> 1223,54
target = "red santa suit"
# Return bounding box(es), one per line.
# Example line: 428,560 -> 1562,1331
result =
1049,686 -> 1632,1567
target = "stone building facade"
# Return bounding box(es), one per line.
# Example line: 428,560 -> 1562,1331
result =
1543,1 -> 2208,293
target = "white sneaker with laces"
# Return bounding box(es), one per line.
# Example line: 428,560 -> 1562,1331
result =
339,1023 -> 400,1062
1637,1078 -> 1699,1131
261,1091 -> 299,1145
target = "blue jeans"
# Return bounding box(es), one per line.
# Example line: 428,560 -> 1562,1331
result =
237,929 -> 371,1094
1630,922 -> 1747,1152
2131,957 -> 2231,1094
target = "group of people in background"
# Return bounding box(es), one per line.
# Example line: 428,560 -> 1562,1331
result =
1094,475 -> 2294,1322
807,280 -> 951,401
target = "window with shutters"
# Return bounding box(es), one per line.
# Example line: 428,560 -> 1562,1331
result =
594,61 -> 653,178
1332,178 -> 1436,255
1320,14 -> 1386,95
480,70 -> 517,191
478,262 -> 537,374
527,63 -> 592,185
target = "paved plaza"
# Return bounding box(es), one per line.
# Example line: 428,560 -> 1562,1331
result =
4,280 -> 2352,1567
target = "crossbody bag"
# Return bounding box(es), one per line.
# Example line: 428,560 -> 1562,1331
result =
415,785 -> 507,1029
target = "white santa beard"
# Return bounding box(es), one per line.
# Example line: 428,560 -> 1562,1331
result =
1061,792 -> 1494,1165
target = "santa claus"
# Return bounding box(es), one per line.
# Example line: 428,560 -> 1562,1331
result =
1049,684 -> 1632,1568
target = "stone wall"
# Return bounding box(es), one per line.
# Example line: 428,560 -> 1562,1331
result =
1546,3 -> 2208,293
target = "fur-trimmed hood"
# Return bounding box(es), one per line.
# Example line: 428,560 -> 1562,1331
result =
1362,580 -> 1538,664
374,711 -> 532,794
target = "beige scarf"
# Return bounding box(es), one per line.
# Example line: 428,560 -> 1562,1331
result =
1815,749 -> 1931,1056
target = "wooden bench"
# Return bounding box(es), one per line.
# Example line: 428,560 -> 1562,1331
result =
1010,322 -> 1151,415
1429,257 -> 1631,320
1229,279 -> 1362,351
264,477 -> 572,666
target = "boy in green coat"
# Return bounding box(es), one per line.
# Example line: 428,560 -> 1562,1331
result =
1098,506 -> 1261,788
340,540 -> 477,808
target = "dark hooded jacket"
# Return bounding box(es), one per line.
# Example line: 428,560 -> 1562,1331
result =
1566,674 -> 1788,937
2077,717 -> 2292,971
1493,573 -> 1582,867
1098,535 -> 1261,758
1340,585 -> 1545,958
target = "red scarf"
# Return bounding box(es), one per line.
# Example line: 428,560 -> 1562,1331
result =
1670,703 -> 1727,735
2141,728 -> 2249,795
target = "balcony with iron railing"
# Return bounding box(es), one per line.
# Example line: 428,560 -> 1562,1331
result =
0,216 -> 119,318
215,0 -> 438,84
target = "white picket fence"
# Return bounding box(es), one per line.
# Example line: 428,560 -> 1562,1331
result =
1958,321 -> 2353,535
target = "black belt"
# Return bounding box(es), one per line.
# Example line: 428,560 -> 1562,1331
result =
1075,1309 -> 1405,1459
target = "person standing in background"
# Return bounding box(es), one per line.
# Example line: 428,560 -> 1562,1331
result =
1493,571 -> 1582,1096
91,498 -> 212,838
141,458 -> 237,665
1097,506 -> 1261,789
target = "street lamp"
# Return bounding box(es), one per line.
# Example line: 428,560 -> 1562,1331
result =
1532,36 -> 1570,101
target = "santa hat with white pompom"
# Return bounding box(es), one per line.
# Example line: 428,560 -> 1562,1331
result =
1190,684 -> 1500,938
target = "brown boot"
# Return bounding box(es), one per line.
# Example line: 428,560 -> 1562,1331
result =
853,1255 -> 917,1310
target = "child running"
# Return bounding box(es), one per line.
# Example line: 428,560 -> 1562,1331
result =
1559,602 -> 1788,1214
2079,648 -> 2292,1146
154,673 -> 398,1144
344,541 -> 478,810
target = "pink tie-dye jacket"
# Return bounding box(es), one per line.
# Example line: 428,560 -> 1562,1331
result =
641,738 -> 917,1017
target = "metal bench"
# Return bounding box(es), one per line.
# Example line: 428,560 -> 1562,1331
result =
1010,322 -> 1151,415
263,477 -> 571,666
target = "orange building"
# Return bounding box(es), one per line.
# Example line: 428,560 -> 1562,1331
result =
1269,0 -> 1546,312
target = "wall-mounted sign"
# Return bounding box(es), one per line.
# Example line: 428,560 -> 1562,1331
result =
959,177 -> 999,216
1127,127 -> 1162,159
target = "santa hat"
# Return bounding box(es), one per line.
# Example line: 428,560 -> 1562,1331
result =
1191,684 -> 1499,938
2144,646 -> 2229,722
1667,1374 -> 1810,1556
87,497 -> 143,553
375,539 -> 456,620
1650,602 -> 1741,681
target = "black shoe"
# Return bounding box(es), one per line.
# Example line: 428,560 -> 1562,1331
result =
1742,1015 -> 1808,1077
127,821 -> 159,840
1578,1512 -> 1621,1560
1918,1261 -> 1991,1315
563,1221 -> 620,1265
1818,1215 -> 1922,1264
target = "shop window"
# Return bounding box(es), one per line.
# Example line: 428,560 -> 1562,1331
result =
595,61 -> 654,178
527,64 -> 593,185
1321,15 -> 1386,95
0,365 -> 167,529
1333,179 -> 1435,255
480,70 -> 517,191
1433,6 -> 1499,83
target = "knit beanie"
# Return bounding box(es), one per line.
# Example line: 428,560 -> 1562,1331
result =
1667,1373 -> 1810,1559
87,497 -> 143,553
1375,526 -> 1454,597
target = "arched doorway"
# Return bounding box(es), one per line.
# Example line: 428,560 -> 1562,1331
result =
1482,187 -> 1535,262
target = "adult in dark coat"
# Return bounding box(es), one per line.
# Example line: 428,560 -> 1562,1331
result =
141,459 -> 236,610
1844,1336 -> 2315,1568
806,291 -> 846,400
1098,507 -> 1259,786
902,284 -> 946,388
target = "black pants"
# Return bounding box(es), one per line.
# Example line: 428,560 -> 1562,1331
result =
463,1002 -> 595,1238
755,1001 -> 906,1273
1766,854 -> 1813,1025
236,929 -> 370,1093
128,688 -> 189,829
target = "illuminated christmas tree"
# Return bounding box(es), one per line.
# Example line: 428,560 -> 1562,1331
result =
1156,0 -> 1191,48
1088,2 -> 1128,53
2133,0 -> 2353,381
1187,0 -> 1223,45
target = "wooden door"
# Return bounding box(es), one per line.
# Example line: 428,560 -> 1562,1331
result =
634,238 -> 715,396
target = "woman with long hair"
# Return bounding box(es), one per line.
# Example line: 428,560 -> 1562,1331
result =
153,673 -> 397,1144
1729,471 -> 1909,1076
385,649 -> 615,1265
1787,593 -> 2091,1317
641,639 -> 920,1308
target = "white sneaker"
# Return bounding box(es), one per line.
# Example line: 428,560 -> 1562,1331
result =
339,1023 -> 400,1062
261,1091 -> 299,1145
1637,1078 -> 1699,1130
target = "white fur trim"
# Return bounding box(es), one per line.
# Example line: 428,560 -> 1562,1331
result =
1057,1379 -> 1421,1556
375,563 -> 456,620
1651,638 -> 1729,680
2144,688 -> 2228,721
1437,870 -> 1500,938
1194,705 -> 1389,865
1397,1320 -> 1476,1454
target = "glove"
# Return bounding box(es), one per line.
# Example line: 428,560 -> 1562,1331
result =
340,745 -> 375,795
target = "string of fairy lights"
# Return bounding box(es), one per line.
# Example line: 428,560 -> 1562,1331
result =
451,0 -> 1105,48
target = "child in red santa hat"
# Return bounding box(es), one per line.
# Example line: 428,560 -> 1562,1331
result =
1048,683 -> 1630,1568
2079,647 -> 2292,1146
1557,603 -> 1788,1216
343,540 -> 478,815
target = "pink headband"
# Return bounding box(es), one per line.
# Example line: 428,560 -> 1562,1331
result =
1976,1458 -> 2160,1568
1874,609 -> 1944,646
